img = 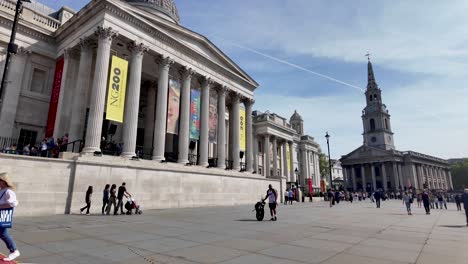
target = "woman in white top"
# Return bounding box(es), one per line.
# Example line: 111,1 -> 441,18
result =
0,172 -> 20,261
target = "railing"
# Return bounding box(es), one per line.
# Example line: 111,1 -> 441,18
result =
31,10 -> 60,30
0,0 -> 61,31
64,140 -> 83,153
188,154 -> 198,165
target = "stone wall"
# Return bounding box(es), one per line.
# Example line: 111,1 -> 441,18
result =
0,154 -> 280,216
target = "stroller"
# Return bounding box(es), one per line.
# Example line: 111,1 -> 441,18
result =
253,200 -> 266,221
124,198 -> 142,215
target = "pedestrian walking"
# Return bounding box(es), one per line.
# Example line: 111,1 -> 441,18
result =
327,189 -> 334,207
455,194 -> 462,211
402,191 -> 412,215
422,191 -> 430,215
284,189 -> 288,205
334,190 -> 340,204
349,192 -> 354,203
115,182 -> 130,215
40,139 -> 48,157
263,184 -> 278,221
102,184 -> 110,214
288,189 -> 293,205
0,173 -> 20,261
80,186 -> 93,215
462,189 -> 468,226
374,191 -> 381,208
437,194 -> 444,210
417,193 -> 422,208
106,184 -> 117,215
430,194 -> 435,209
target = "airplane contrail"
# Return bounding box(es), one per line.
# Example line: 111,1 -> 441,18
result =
216,38 -> 364,92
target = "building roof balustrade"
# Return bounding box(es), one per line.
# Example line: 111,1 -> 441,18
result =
0,0 -> 61,32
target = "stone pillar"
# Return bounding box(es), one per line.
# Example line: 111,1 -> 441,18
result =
398,164 -> 403,189
371,164 -> 377,191
121,42 -> 148,158
216,86 -> 227,169
245,99 -> 254,172
448,170 -> 454,190
351,166 -> 357,191
392,163 -> 399,190
288,141 -> 295,182
152,56 -> 174,161
177,67 -> 194,164
198,77 -> 212,167
69,39 -> 93,145
253,135 -> 259,173
231,93 -> 240,170
282,141 -> 288,179
361,165 -> 366,191
272,137 -> 278,178
264,134 -> 270,177
144,82 -> 156,149
343,166 -> 348,190
82,27 -> 118,154
301,149 -> 308,188
381,163 -> 388,191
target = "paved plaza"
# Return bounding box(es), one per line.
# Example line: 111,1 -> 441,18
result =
4,199 -> 468,264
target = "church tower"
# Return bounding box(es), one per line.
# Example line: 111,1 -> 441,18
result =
361,58 -> 395,150
290,110 -> 304,135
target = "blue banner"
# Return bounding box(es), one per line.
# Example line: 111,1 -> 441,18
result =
190,89 -> 201,140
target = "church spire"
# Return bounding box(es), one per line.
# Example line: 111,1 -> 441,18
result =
366,55 -> 379,91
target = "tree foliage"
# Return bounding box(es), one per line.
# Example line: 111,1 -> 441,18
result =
319,152 -> 330,179
450,160 -> 468,190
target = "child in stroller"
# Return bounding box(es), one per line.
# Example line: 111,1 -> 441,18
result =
124,197 -> 142,215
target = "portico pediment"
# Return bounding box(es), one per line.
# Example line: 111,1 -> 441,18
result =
341,145 -> 394,163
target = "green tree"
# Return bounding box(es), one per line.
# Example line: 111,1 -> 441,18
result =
319,152 -> 330,180
450,160 -> 468,190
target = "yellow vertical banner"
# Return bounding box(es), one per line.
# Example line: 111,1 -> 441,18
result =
287,144 -> 291,172
239,106 -> 246,151
106,55 -> 129,123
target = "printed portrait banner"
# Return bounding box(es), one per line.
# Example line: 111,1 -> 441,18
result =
45,57 -> 64,137
286,144 -> 291,172
239,106 -> 246,151
208,93 -> 218,143
166,79 -> 181,135
189,89 -> 201,140
106,56 -> 128,123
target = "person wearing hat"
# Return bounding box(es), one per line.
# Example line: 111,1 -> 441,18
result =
462,188 -> 468,226
0,172 -> 20,261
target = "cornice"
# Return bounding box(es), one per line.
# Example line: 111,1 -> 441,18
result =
0,16 -> 55,44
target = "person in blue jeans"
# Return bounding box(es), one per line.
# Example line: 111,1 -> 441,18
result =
0,173 -> 20,261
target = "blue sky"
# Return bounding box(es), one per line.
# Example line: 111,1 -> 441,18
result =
40,0 -> 468,159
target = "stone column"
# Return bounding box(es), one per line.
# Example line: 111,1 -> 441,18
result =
288,141 -> 295,182
245,99 -> 254,172
301,149 -> 308,188
398,164 -> 403,189
253,135 -> 259,173
343,166 -> 348,190
351,166 -> 357,191
371,164 -> 377,191
177,67 -> 194,164
216,86 -> 227,169
69,39 -> 93,145
152,56 -> 174,161
264,134 -> 270,177
361,165 -> 366,191
83,27 -> 118,154
381,163 -> 388,191
231,93 -> 240,170
282,141 -> 288,179
121,42 -> 148,158
272,137 -> 278,178
144,82 -> 156,149
392,163 -> 399,190
198,77 -> 212,167
448,170 -> 454,190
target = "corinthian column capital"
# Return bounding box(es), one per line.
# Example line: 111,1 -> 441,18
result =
179,67 -> 195,80
156,55 -> 174,70
95,26 -> 119,41
199,76 -> 214,87
128,41 -> 149,56
79,37 -> 94,52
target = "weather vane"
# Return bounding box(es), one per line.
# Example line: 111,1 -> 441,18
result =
365,52 -> 371,61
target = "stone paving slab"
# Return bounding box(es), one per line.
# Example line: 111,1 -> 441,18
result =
1,199 -> 467,263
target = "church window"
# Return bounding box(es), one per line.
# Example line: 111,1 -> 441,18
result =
370,119 -> 376,131
385,119 -> 389,130
369,95 -> 373,101
374,94 -> 378,100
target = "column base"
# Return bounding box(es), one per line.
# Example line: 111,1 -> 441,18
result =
199,162 -> 209,167
232,166 -> 240,171
177,159 -> 188,164
152,156 -> 165,162
81,147 -> 101,154
121,152 -> 136,159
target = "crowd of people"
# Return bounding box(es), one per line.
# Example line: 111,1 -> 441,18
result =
79,182 -> 132,216
0,133 -> 71,158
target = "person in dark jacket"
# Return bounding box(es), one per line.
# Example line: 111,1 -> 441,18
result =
455,194 -> 462,211
80,186 -> 93,215
462,189 -> 468,226
374,191 -> 381,208
102,184 -> 110,214
422,191 -> 430,215
334,191 -> 340,204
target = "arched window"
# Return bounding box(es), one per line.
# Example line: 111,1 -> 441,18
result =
384,119 -> 389,130
374,94 -> 378,100
369,95 -> 373,101
370,119 -> 376,131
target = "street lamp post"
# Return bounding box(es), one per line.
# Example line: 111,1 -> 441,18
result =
294,168 -> 300,202
325,132 -> 333,190
0,0 -> 31,101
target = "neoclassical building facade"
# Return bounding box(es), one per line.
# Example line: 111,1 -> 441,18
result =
340,60 -> 452,192
0,0 -> 258,171
253,111 -> 321,193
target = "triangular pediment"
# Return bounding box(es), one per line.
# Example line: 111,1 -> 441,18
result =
118,1 -> 258,88
341,145 -> 393,162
